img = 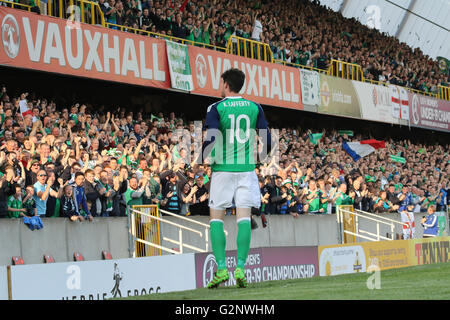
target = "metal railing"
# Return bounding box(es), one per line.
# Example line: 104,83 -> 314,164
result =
44,0 -> 104,26
0,0 -> 33,11
226,35 -> 273,63
105,22 -> 227,52
328,59 -> 364,81
274,59 -> 328,74
439,85 -> 449,100
129,205 -> 227,256
337,206 -> 408,243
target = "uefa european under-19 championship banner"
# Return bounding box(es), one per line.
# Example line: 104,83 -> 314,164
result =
194,246 -> 318,288
408,93 -> 450,132
165,40 -> 194,91
300,69 -> 320,106
188,45 -> 303,110
0,7 -> 171,89
7,254 -> 196,300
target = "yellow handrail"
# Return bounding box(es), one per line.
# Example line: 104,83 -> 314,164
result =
104,22 -> 226,52
226,35 -> 273,63
439,85 -> 449,101
0,0 -> 32,11
46,0 -> 104,26
274,59 -> 327,74
328,59 -> 364,81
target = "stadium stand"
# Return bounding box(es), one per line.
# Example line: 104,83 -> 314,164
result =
0,0 -> 448,100
0,1 -> 448,224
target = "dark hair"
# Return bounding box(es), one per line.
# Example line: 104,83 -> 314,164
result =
75,172 -> 84,179
221,68 -> 245,93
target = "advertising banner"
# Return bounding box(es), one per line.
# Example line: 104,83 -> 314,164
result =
389,85 -> 410,120
8,254 -> 196,300
319,239 -> 411,275
300,69 -> 320,106
0,266 -> 7,300
194,246 -> 318,288
0,7 -> 171,89
188,46 -> 303,110
352,81 -> 400,124
409,93 -> 450,132
318,74 -> 361,118
410,236 -> 450,266
165,40 -> 194,91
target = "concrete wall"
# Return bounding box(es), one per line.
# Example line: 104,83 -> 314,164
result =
0,211 -> 437,265
0,217 -> 130,266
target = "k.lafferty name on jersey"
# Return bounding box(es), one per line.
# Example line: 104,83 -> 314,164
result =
223,100 -> 251,107
203,55 -> 300,103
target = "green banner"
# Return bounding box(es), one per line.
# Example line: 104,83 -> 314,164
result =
318,75 -> 361,118
166,40 -> 194,91
338,130 -> 354,136
437,56 -> 450,75
309,133 -> 323,145
390,155 -> 406,164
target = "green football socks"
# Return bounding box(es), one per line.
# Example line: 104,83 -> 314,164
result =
236,218 -> 251,269
210,219 -> 227,270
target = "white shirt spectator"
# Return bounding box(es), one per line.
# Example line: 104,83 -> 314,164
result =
251,19 -> 263,41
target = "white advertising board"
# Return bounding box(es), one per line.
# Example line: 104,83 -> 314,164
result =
9,254 -> 196,300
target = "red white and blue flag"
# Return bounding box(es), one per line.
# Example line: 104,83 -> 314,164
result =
342,139 -> 385,161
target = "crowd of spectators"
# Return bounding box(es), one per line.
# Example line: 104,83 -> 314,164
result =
4,0 -> 448,93
0,84 -> 448,224
90,0 -> 449,94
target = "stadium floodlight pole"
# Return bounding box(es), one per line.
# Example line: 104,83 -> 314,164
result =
201,68 -> 273,289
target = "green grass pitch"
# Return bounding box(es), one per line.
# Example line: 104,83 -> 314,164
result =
118,262 -> 450,300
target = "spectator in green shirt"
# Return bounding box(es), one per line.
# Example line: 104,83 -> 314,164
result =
8,184 -> 27,218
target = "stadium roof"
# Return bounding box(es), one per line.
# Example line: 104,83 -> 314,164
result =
313,0 -> 450,60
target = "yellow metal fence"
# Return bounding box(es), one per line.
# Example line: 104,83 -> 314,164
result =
226,35 -> 273,63
131,205 -> 161,257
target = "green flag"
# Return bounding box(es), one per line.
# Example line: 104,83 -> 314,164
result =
338,130 -> 354,137
390,155 -> 406,164
418,148 -> 426,154
309,133 -> 323,145
437,56 -> 450,75
151,114 -> 163,123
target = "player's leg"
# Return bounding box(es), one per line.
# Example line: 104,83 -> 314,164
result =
210,209 -> 227,272
234,208 -> 252,288
207,172 -> 234,288
233,171 -> 260,288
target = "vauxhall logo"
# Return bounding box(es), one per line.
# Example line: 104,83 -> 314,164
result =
1,14 -> 20,59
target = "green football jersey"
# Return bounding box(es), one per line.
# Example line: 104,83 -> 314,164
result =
204,96 -> 269,173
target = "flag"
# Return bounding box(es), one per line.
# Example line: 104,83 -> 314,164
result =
390,155 -> 406,164
151,114 -> 163,123
338,130 -> 354,137
342,139 -> 385,161
437,56 -> 450,75
309,133 -> 323,145
19,99 -> 32,118
179,0 -> 189,11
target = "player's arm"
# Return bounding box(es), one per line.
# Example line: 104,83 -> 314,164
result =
201,103 -> 220,160
255,104 -> 272,156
